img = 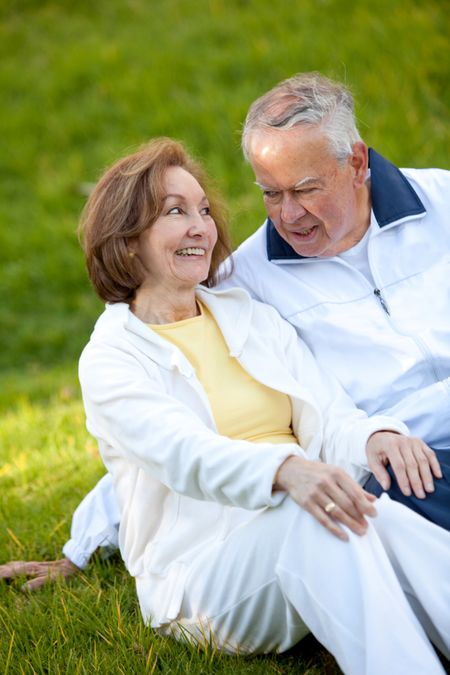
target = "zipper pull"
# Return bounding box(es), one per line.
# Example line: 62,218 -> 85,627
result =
374,288 -> 390,315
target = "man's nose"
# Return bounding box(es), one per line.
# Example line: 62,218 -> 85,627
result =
280,193 -> 307,224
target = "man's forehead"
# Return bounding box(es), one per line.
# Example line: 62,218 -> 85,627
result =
248,124 -> 328,152
248,127 -> 337,177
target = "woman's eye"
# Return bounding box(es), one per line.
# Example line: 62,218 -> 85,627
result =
167,206 -> 182,215
201,206 -> 211,215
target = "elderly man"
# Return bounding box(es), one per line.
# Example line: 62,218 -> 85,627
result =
2,72 -> 449,589
231,72 -> 450,526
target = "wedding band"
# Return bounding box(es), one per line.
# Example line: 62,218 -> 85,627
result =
324,501 -> 336,513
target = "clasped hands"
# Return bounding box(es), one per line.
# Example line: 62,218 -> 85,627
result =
275,431 -> 442,541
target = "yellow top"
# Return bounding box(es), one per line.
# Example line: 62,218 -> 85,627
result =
150,301 -> 297,445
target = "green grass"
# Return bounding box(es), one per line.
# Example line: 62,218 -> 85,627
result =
1,0 -> 449,671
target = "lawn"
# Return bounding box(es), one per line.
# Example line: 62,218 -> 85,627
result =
1,0 -> 449,671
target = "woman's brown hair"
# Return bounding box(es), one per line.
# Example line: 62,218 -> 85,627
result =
79,138 -> 233,303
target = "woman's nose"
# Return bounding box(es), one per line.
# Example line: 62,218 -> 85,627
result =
188,212 -> 208,236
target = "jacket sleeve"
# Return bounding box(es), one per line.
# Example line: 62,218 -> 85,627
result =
274,310 -> 409,480
79,345 -> 304,511
62,473 -> 120,569
375,377 -> 450,449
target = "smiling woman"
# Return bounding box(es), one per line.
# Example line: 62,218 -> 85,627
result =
130,166 -> 218,324
79,138 -> 232,308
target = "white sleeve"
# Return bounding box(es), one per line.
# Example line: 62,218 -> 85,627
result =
376,377 -> 450,449
62,473 -> 120,569
79,345 -> 303,512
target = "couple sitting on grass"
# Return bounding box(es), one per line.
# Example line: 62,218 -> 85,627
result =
2,73 -> 450,675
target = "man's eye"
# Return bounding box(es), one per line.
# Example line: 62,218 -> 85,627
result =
295,187 -> 317,196
263,191 -> 279,200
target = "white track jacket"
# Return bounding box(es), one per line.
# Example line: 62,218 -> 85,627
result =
230,150 -> 450,449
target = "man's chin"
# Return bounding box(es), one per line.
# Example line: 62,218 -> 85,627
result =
288,227 -> 321,256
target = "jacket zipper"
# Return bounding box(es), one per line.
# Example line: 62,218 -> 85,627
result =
374,288 -> 390,315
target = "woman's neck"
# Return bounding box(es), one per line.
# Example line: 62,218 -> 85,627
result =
131,284 -> 199,325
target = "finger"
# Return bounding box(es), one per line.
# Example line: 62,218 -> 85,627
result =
0,561 -> 41,579
412,445 -> 437,494
321,497 -> 371,536
21,564 -> 77,592
385,451 -> 413,497
367,457 -> 392,492
423,446 -> 443,480
308,503 -> 349,541
334,476 -> 378,519
390,446 -> 428,499
21,574 -> 53,592
323,489 -> 368,531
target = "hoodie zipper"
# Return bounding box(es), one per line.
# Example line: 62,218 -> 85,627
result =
373,288 -> 390,315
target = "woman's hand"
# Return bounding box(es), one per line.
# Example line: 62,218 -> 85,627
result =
274,456 -> 377,541
366,431 -> 442,499
0,558 -> 79,591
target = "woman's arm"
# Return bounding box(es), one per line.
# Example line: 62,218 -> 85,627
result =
79,344 -> 303,511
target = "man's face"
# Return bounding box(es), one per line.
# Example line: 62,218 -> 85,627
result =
247,126 -> 370,258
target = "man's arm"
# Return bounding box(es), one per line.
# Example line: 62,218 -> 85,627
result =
0,473 -> 120,591
376,378 -> 450,450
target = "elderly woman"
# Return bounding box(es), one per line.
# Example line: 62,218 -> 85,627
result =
13,139 -> 450,673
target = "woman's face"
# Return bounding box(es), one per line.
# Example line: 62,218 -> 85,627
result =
136,166 -> 218,292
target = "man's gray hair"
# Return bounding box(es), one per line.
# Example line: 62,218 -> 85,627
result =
242,72 -> 362,163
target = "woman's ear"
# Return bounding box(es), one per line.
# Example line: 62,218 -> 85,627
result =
127,236 -> 139,258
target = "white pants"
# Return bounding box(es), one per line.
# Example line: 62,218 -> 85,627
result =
164,495 -> 450,675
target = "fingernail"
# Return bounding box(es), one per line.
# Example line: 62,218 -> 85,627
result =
403,487 -> 412,496
425,483 -> 434,492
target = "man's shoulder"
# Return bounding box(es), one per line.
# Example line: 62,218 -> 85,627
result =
233,221 -> 268,260
400,166 -> 450,205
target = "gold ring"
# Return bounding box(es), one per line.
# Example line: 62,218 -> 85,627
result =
324,501 -> 336,513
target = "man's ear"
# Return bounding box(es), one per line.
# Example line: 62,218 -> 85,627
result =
349,142 -> 369,188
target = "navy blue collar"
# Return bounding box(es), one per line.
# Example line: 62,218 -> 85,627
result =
266,148 -> 426,261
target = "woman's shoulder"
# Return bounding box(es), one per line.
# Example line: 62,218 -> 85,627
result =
79,303 -> 149,373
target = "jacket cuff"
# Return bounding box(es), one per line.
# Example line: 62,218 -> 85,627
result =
353,417 -> 410,469
62,539 -> 91,570
266,444 -> 307,507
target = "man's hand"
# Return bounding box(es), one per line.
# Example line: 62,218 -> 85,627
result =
274,456 -> 377,541
366,431 -> 442,499
0,558 -> 79,591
